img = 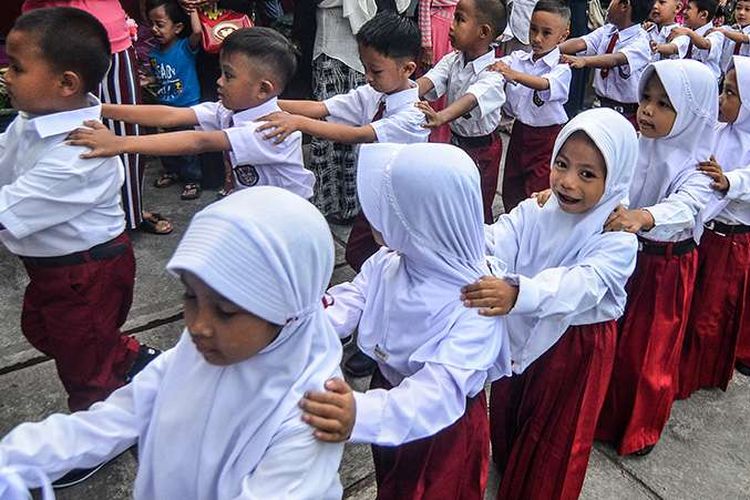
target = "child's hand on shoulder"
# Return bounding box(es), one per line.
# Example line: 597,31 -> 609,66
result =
488,61 -> 516,82
531,188 -> 553,207
698,155 -> 730,192
66,120 -> 125,158
257,111 -> 301,144
560,54 -> 587,69
604,205 -> 655,233
461,276 -> 519,316
299,377 -> 355,443
668,27 -> 692,41
415,101 -> 447,129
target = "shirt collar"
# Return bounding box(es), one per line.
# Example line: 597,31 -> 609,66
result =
517,46 -> 561,68
460,49 -> 497,74
616,23 -> 643,41
26,94 -> 101,139
382,81 -> 420,113
742,24 -> 750,34
232,97 -> 281,124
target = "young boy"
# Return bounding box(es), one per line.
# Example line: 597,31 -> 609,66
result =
0,8 -> 159,413
714,0 -> 750,71
559,0 -> 653,126
415,0 -> 508,222
493,0 -> 571,212
654,0 -> 724,80
643,0 -> 683,60
68,28 -> 315,201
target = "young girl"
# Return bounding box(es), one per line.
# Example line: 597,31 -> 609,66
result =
0,187 -> 345,499
595,59 -> 718,456
300,143 -> 512,499
145,0 -> 203,200
678,56 -> 750,396
461,108 -> 639,499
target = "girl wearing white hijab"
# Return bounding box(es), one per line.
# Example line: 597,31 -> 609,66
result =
301,143 -> 512,499
596,59 -> 718,457
0,187 -> 345,500
461,108 -> 639,500
680,56 -> 750,397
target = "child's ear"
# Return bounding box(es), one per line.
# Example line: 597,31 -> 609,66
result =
403,60 -> 417,77
258,79 -> 276,98
59,71 -> 83,98
174,22 -> 185,35
560,28 -> 570,43
479,23 -> 493,40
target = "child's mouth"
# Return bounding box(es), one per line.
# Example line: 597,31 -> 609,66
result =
555,191 -> 580,205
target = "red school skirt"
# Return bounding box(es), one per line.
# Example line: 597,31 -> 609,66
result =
490,321 -> 616,500
369,368 -> 489,500
501,121 -> 562,213
596,238 -> 698,455
451,132 -> 503,224
678,223 -> 750,398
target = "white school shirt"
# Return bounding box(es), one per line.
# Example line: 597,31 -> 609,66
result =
0,347 -> 343,500
646,22 -> 684,60
718,168 -> 750,225
581,23 -> 652,103
0,95 -> 125,258
191,97 -> 314,199
681,22 -> 725,80
323,82 -> 429,143
499,48 -> 570,126
719,24 -> 750,72
423,49 -> 506,136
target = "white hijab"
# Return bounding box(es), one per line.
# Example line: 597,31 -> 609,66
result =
696,55 -> 750,238
492,108 -> 639,371
135,187 -> 343,499
356,143 -> 511,386
629,59 -> 719,213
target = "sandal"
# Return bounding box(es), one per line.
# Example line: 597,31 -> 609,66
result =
154,173 -> 179,188
181,182 -> 202,200
216,187 -> 235,200
139,211 -> 173,235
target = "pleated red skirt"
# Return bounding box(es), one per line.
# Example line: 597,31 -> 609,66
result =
501,121 -> 562,213
596,246 -> 698,455
455,134 -> 503,224
490,321 -> 616,500
344,213 -> 380,272
369,369 -> 489,500
678,228 -> 750,398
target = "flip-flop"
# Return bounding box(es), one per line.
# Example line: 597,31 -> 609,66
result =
181,183 -> 202,200
139,212 -> 173,235
153,173 -> 179,188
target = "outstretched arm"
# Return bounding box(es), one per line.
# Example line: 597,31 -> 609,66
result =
101,103 -> 199,128
257,112 -> 377,144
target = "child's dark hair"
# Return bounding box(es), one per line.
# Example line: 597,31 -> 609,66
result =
474,0 -> 508,38
356,11 -> 421,61
12,7 -> 110,94
221,28 -> 298,90
533,0 -> 571,24
146,0 -> 191,37
688,0 -> 719,20
630,0 -> 656,24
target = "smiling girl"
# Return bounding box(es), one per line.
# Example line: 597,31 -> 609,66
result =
596,59 -> 718,457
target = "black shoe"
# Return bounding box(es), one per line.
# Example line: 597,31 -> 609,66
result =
52,462 -> 107,489
344,350 -> 377,378
736,361 -> 750,377
633,445 -> 655,457
125,345 -> 162,383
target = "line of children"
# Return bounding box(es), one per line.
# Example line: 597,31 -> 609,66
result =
678,55 -> 750,397
300,143 -> 512,498
0,187 -> 346,499
492,0 -> 572,212
415,0 -> 507,222
596,59 -> 718,456
559,0 -> 653,127
462,108 -> 638,500
68,27 -> 316,201
0,7 -> 160,414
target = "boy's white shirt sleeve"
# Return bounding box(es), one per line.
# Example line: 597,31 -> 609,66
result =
537,63 -> 572,103
0,150 -> 120,240
725,168 -> 750,203
235,417 -> 344,500
581,26 -> 606,55
351,362 -> 485,445
370,108 -> 430,144
465,71 -> 507,118
191,101 -> 223,131
323,86 -> 371,127
671,34 -> 692,58
324,255 -> 375,339
0,350 -> 172,493
224,123 -> 303,167
644,171 -> 715,240
423,52 -> 456,101
618,35 -> 652,75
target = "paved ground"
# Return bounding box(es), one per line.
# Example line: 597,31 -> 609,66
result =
0,153 -> 748,499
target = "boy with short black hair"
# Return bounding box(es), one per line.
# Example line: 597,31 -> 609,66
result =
559,0 -> 654,126
643,0 -> 683,60
1,7 -> 159,414
654,0 -> 725,79
69,27 -> 316,201
493,0 -> 572,212
415,0 -> 508,222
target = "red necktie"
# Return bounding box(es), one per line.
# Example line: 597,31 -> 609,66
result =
686,41 -> 694,59
600,31 -> 620,78
372,99 -> 386,122
735,40 -> 743,55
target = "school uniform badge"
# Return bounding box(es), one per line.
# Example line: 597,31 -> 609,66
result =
234,164 -> 259,186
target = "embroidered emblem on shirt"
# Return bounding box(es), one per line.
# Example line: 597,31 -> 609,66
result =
532,90 -> 545,107
234,164 -> 259,186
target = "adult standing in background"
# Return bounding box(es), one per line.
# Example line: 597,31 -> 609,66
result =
21,0 -> 174,234
563,0 -> 591,117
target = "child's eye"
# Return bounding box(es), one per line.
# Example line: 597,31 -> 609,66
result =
217,305 -> 239,318
580,169 -> 597,179
554,160 -> 567,170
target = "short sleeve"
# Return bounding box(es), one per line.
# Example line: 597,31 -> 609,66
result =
538,63 -> 571,103
618,36 -> 651,77
423,52 -> 457,101
465,71 -> 507,118
370,109 -> 429,143
323,85 -> 373,127
224,123 -> 303,166
191,102 -> 223,131
581,26 -> 607,55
